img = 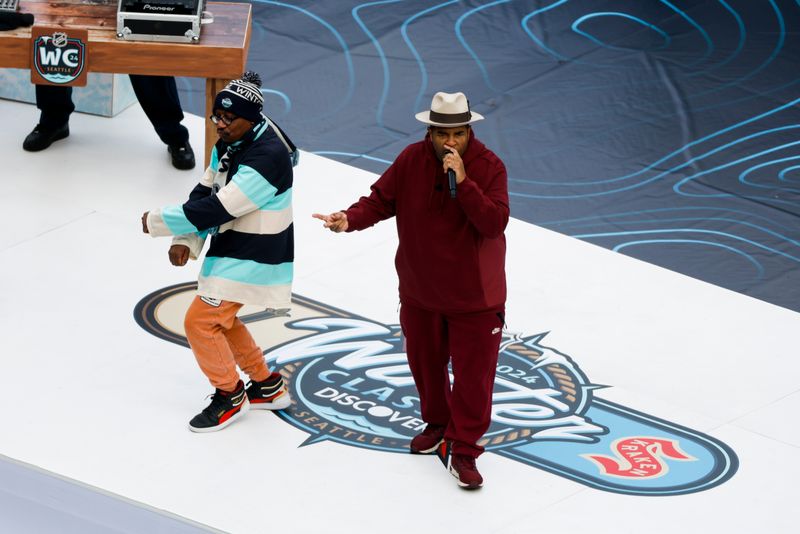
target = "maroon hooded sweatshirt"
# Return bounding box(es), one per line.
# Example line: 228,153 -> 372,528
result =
345,130 -> 508,314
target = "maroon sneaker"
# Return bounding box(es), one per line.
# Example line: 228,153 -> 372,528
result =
410,424 -> 446,454
437,441 -> 483,489
450,454 -> 483,489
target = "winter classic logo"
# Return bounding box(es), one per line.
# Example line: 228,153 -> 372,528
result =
33,32 -> 86,84
135,284 -> 738,495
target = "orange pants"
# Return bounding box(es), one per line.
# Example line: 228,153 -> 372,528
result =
184,296 -> 270,392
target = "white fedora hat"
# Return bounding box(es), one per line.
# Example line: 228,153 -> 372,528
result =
415,91 -> 484,127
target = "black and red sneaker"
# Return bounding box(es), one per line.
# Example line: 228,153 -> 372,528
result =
410,424 -> 446,454
188,380 -> 249,433
246,372 -> 291,410
437,441 -> 483,489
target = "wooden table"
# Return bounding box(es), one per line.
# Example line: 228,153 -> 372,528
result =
0,0 -> 252,166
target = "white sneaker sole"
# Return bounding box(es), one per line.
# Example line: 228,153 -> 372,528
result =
249,392 -> 292,410
410,438 -> 443,454
188,399 -> 250,433
448,466 -> 483,489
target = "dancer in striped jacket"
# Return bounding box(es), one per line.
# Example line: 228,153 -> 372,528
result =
142,72 -> 296,432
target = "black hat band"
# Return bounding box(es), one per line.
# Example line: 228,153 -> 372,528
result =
428,110 -> 472,124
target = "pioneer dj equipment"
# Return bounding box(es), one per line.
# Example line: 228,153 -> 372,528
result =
0,0 -> 19,13
116,0 -> 213,43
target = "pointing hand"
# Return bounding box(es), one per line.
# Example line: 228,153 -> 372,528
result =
312,211 -> 349,233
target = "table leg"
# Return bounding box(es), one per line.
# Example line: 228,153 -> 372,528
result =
204,77 -> 229,168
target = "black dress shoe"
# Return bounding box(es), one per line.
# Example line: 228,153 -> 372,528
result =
23,123 -> 69,152
168,141 -> 196,170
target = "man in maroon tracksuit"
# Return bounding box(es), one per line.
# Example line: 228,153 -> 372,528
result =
313,91 -> 508,489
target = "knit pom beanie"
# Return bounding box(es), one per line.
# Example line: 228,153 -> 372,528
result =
213,71 -> 264,122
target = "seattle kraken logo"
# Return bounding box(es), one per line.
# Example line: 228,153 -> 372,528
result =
135,285 -> 739,495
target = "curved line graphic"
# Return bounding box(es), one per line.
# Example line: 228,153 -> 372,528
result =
251,0 -> 356,116
523,0 -> 713,65
539,206 -> 791,228
778,165 -> 800,183
512,73 -> 800,175
514,2 -> 782,160
659,0 -> 714,66
687,0 -> 784,97
739,155 -> 800,192
352,0 -> 404,135
613,239 -> 764,278
511,124 -> 800,187
571,12 -> 670,51
706,0 -> 745,71
575,228 -> 800,264
521,0 -> 570,61
674,139 -> 800,196
556,215 -> 800,251
262,88 -> 292,114
508,104 -> 800,198
401,0 -> 461,113
540,207 -> 800,238
456,0 -> 513,91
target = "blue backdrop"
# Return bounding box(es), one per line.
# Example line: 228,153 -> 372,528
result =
179,0 -> 800,312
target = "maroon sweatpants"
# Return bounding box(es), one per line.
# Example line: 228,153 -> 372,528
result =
400,301 -> 503,458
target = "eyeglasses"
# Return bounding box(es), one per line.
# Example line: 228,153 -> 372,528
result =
209,114 -> 237,126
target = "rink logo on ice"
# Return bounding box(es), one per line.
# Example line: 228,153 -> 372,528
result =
135,284 -> 739,495
32,31 -> 86,85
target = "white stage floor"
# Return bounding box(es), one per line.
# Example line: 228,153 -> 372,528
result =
1,98 -> 799,533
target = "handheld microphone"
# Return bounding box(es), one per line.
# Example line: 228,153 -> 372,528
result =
444,149 -> 457,198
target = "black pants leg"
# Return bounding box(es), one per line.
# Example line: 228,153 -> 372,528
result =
128,74 -> 189,146
35,85 -> 74,128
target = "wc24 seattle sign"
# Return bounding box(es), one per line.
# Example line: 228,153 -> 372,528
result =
135,284 -> 738,496
31,29 -> 88,86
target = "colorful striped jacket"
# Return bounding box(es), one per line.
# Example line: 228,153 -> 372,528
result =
147,118 -> 293,309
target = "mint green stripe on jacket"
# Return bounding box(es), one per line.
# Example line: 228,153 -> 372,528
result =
232,165 -> 291,209
264,189 -> 292,211
200,256 -> 293,286
210,145 -> 219,171
162,205 -> 200,236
